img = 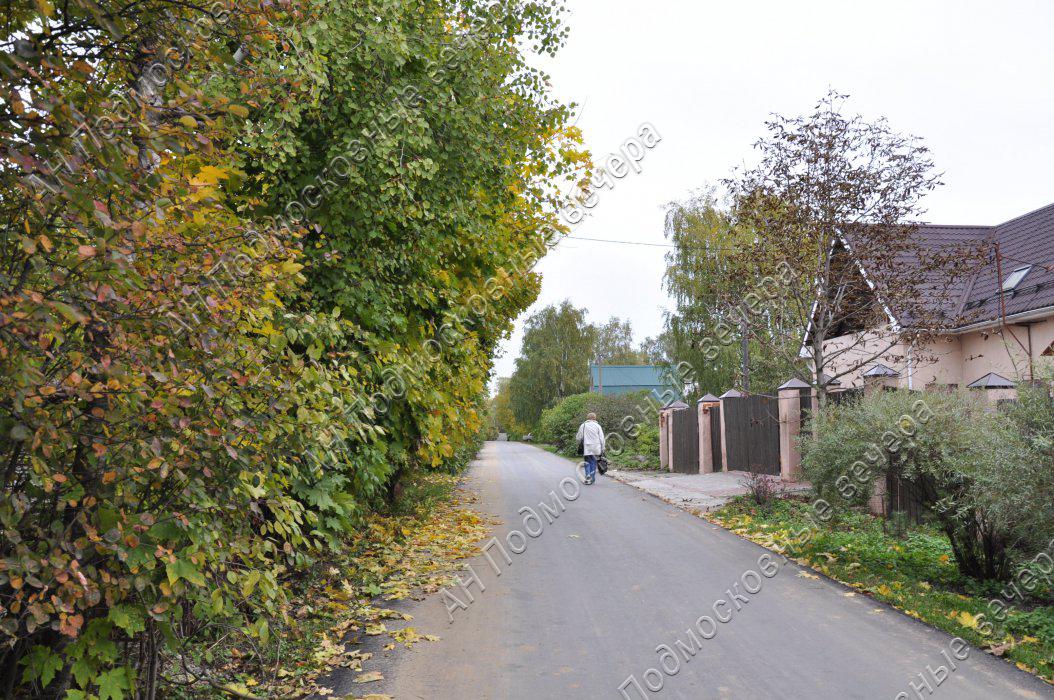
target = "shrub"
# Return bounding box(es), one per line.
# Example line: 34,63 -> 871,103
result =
801,389 -> 1038,581
990,385 -> 1054,553
536,391 -> 661,465
741,471 -> 782,506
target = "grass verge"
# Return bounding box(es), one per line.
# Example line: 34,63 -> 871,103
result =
708,496 -> 1054,684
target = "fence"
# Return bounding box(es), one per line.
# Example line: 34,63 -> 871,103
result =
660,377 -> 1016,519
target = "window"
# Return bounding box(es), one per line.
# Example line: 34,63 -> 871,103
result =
1002,265 -> 1032,291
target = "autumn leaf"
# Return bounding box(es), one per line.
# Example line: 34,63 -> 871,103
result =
354,671 -> 383,683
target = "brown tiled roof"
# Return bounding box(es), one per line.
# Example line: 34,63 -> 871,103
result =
856,202 -> 1054,330
958,202 -> 1054,325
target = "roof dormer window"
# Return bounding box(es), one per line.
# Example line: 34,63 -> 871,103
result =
1002,265 -> 1032,292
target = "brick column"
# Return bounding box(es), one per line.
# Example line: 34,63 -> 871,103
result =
697,395 -> 720,474
778,379 -> 809,482
659,409 -> 670,471
718,389 -> 742,472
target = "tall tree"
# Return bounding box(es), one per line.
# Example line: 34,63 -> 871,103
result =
661,191 -> 798,395
593,317 -> 646,364
0,0 -> 580,695
489,377 -> 520,436
509,301 -> 595,426
725,91 -> 980,404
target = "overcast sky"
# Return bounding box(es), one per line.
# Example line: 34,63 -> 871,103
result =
491,0 -> 1054,384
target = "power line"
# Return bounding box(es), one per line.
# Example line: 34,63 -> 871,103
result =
562,235 -> 752,252
564,235 -> 675,248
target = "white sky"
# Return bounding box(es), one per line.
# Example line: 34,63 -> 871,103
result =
491,0 -> 1054,384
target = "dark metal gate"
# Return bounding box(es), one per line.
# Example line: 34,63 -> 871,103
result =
721,395 -> 780,475
670,408 -> 699,474
707,404 -> 723,472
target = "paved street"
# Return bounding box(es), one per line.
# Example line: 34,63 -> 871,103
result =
346,442 -> 1054,700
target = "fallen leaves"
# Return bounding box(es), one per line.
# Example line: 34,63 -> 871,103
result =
241,476 -> 492,697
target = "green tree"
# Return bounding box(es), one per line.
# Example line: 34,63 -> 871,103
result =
661,191 -> 797,396
509,302 -> 596,426
0,0 -> 580,695
490,377 -> 522,437
594,318 -> 647,364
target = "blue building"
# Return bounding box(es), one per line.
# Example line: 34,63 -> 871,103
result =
589,364 -> 679,400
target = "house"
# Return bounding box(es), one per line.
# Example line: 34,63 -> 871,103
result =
821,202 -> 1054,392
589,364 -> 679,400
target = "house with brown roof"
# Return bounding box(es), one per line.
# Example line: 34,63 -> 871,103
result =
820,202 -> 1054,394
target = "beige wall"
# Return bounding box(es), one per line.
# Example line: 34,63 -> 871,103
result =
817,326 -> 906,388
821,316 -> 1054,389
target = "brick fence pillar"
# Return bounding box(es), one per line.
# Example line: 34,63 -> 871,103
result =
718,389 -> 743,472
659,409 -> 670,471
778,379 -> 810,482
697,395 -> 720,474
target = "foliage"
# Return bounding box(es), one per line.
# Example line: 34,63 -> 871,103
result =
535,391 -> 657,466
741,472 -> 782,507
990,385 -> 1054,553
710,498 -> 1054,684
198,472 -> 494,697
488,377 -> 526,439
508,302 -> 596,427
0,0 -> 577,696
723,91 -> 984,404
801,389 -> 1039,581
508,304 -> 657,428
661,190 -> 799,395
594,318 -> 647,365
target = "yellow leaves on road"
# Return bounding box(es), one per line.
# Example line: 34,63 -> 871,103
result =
253,475 -> 493,697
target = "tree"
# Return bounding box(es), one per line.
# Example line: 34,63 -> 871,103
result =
509,302 -> 595,426
0,0 -> 579,695
661,191 -> 798,396
594,317 -> 647,364
489,377 -> 521,437
725,92 -> 982,405
241,0 -> 584,486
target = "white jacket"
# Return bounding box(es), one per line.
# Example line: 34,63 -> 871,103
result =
576,420 -> 605,456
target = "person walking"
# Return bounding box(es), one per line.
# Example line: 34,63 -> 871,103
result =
575,412 -> 605,485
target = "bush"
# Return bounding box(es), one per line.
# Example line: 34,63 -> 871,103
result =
0,0 -> 577,695
990,385 -> 1054,553
801,389 -> 1041,581
536,391 -> 660,466
741,471 -> 782,506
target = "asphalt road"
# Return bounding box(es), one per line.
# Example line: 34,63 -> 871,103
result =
349,441 -> 1054,700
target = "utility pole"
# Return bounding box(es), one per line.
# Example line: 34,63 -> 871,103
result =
740,317 -> 750,392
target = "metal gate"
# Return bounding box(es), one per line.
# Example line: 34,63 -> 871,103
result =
707,404 -> 723,472
721,395 -> 780,475
670,408 -> 699,474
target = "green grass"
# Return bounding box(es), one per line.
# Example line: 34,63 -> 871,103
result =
710,497 -> 1054,684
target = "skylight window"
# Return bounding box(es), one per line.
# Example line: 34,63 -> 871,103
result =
1002,265 -> 1032,292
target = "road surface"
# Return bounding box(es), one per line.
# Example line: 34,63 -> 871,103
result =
341,441 -> 1054,700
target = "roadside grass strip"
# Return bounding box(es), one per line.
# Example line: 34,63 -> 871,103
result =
707,497 -> 1054,685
